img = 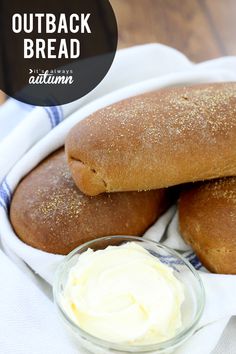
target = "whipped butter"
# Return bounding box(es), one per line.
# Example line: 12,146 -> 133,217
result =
61,242 -> 184,345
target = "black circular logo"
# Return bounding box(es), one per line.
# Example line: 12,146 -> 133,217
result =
0,0 -> 118,106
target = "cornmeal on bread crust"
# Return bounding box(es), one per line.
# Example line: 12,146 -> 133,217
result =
66,82 -> 236,196
10,148 -> 170,255
179,177 -> 236,274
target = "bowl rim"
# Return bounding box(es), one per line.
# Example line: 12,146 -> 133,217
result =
53,235 -> 205,353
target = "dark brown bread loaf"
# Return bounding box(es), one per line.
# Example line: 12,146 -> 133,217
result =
66,82 -> 236,196
10,149 -> 170,255
179,177 -> 236,274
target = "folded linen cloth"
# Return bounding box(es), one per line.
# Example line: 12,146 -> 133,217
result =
0,44 -> 236,354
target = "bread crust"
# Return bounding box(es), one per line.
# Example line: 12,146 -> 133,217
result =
179,177 -> 236,274
10,149 -> 170,255
66,83 -> 236,196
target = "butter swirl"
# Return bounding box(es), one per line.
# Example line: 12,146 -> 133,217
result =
61,242 -> 184,345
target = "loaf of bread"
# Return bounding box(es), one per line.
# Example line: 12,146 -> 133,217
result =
10,149 -> 170,255
66,82 -> 236,196
179,177 -> 236,274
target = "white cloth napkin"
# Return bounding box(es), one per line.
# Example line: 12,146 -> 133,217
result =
0,44 -> 236,354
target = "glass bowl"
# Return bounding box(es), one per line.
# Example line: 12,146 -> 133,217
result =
53,236 -> 205,353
